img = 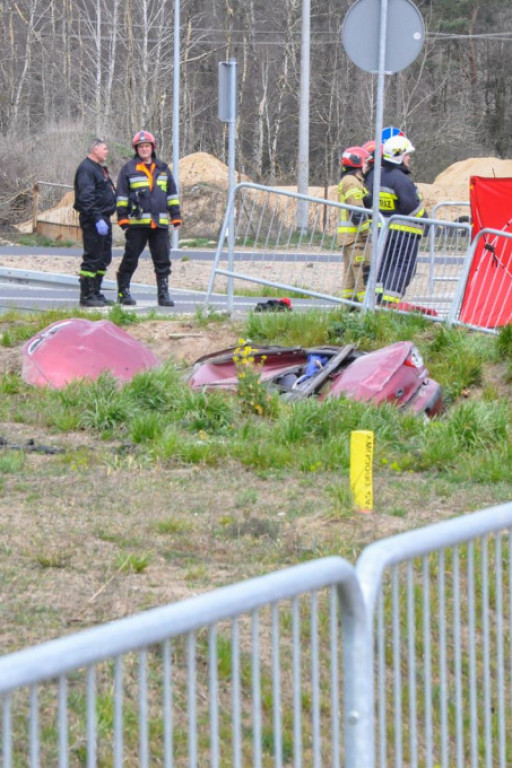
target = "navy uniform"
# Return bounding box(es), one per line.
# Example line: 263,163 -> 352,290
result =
365,135 -> 425,305
74,138 -> 116,306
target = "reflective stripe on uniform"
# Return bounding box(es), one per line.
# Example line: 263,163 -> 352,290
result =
389,205 -> 425,235
379,184 -> 425,234
130,176 -> 151,190
338,224 -> 358,235
338,214 -> 370,236
382,295 -> 400,304
389,223 -> 424,235
376,285 -> 401,303
125,217 -> 153,225
341,185 -> 364,199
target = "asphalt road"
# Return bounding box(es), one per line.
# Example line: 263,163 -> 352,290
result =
0,245 -> 337,315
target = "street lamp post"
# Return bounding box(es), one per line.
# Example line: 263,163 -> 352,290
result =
296,0 -> 310,233
172,0 -> 180,253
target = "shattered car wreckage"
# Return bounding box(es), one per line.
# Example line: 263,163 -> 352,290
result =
189,341 -> 443,417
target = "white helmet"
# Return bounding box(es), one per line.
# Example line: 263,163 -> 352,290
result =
382,135 -> 415,165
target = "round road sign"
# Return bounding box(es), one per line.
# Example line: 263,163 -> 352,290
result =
342,0 -> 425,74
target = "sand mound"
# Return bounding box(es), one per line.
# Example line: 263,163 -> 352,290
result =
415,157 -> 512,219
179,152 -> 250,188
22,153 -> 512,241
434,157 -> 512,200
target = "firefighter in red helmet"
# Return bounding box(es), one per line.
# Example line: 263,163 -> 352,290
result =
115,130 -> 182,307
362,139 -> 376,163
337,146 -> 371,303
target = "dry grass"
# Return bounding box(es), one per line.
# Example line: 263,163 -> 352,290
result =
0,421 -> 502,656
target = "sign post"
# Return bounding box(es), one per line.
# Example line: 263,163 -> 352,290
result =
341,0 -> 425,311
218,60 -> 238,313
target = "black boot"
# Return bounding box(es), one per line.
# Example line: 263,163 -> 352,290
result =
117,273 -> 136,306
79,276 -> 104,308
157,276 -> 174,307
94,274 -> 114,306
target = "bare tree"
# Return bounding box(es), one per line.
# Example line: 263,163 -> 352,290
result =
10,0 -> 42,131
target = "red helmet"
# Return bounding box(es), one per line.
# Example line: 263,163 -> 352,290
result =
341,146 -> 370,170
362,139 -> 382,165
132,130 -> 156,151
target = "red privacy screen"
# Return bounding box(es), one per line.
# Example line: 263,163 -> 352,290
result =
460,176 -> 512,328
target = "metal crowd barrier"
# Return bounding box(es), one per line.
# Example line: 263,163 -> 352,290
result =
449,227 -> 512,333
204,183 -> 473,320
362,214 -> 472,318
0,558 -> 360,768
205,182 -> 385,312
357,501 -> 512,768
2,502 -> 512,767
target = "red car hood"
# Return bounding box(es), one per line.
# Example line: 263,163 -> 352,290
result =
22,319 -> 160,389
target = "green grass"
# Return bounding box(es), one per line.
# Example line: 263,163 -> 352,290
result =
1,307 -> 510,479
15,233 -> 77,248
1,306 -> 512,766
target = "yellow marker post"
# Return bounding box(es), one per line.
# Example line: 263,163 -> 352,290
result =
350,430 -> 374,513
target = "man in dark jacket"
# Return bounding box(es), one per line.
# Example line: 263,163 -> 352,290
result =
116,131 -> 182,307
364,135 -> 426,305
74,138 -> 116,307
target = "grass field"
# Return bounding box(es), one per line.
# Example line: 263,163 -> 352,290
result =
1,305 -> 511,655
2,305 -> 512,765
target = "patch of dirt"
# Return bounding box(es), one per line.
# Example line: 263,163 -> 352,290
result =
126,319 -> 242,368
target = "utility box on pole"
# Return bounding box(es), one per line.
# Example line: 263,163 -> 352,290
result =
218,60 -> 237,124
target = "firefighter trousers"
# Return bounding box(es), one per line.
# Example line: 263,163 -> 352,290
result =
118,227 -> 172,282
376,231 -> 420,303
78,215 -> 113,277
341,242 -> 370,302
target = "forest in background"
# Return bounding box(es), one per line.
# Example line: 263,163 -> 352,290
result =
0,0 -> 511,229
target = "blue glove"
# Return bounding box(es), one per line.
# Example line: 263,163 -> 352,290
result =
95,219 -> 109,236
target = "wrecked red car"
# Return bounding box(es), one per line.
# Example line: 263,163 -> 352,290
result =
22,319 -> 160,389
189,341 -> 443,417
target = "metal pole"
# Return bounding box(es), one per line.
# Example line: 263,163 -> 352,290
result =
226,60 -> 237,314
364,0 -> 389,312
171,0 -> 180,254
296,0 -> 310,233
32,183 -> 39,234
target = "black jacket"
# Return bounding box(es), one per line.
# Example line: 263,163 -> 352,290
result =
116,157 -> 182,230
74,157 -> 116,221
364,162 -> 424,218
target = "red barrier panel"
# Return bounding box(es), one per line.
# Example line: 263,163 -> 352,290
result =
460,176 -> 512,328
